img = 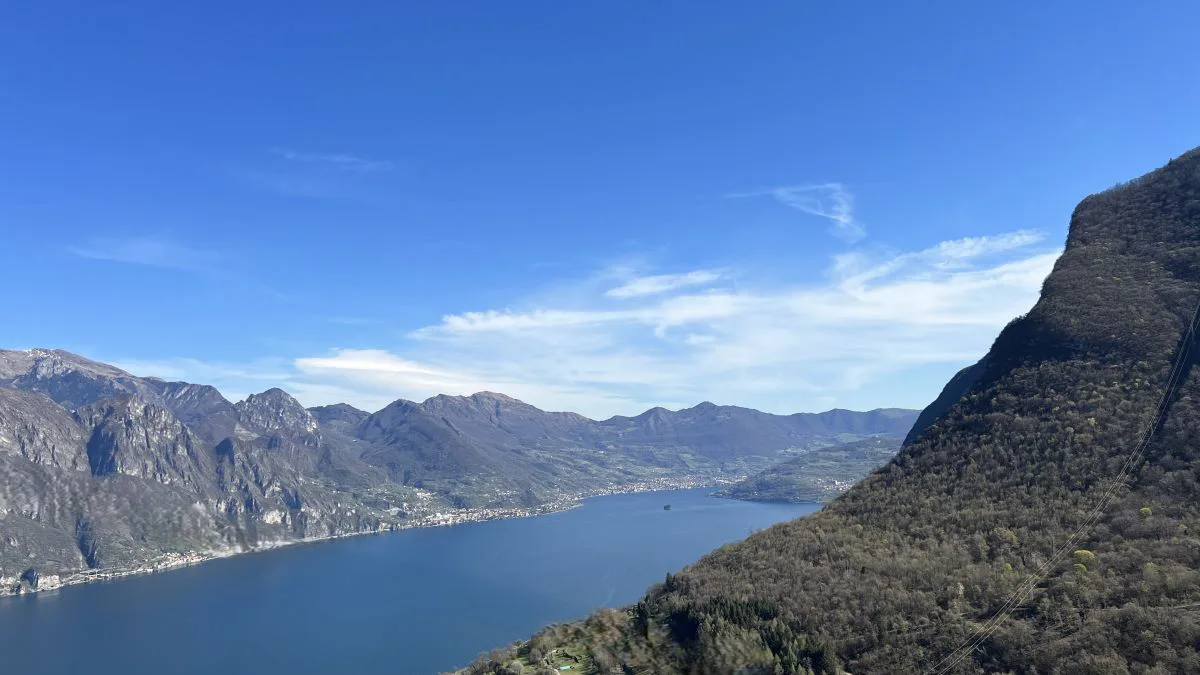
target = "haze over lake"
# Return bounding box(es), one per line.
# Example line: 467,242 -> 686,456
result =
0,488 -> 817,675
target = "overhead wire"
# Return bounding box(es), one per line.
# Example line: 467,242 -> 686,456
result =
925,297 -> 1200,674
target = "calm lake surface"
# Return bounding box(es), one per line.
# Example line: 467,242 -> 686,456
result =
0,488 -> 818,675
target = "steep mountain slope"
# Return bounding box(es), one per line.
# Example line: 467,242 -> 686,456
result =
75,394 -> 214,489
0,396 -> 393,590
0,356 -> 405,592
902,358 -> 986,446
460,150 -> 1200,674
0,349 -> 158,410
717,436 -> 902,504
236,388 -> 321,439
0,387 -> 89,471
143,379 -> 244,444
357,399 -> 507,486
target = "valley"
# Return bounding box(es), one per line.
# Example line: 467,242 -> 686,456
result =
0,349 -> 914,595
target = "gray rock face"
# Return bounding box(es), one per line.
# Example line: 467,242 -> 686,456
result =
0,349 -> 157,411
75,396 -> 212,489
0,353 -> 407,590
0,388 -> 89,471
236,388 -> 320,439
145,380 -> 243,444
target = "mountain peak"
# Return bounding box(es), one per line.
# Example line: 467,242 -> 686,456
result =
632,406 -> 673,425
0,347 -> 135,381
472,391 -> 522,403
308,402 -> 370,428
417,391 -> 542,416
235,388 -> 318,436
681,401 -> 728,414
0,348 -> 155,410
421,391 -> 525,406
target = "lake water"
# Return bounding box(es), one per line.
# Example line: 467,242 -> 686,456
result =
0,489 -> 818,675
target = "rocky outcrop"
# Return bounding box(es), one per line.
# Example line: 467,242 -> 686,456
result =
145,380 -> 243,444
75,395 -> 212,489
0,371 -> 406,591
236,388 -> 320,439
0,349 -> 157,411
0,388 -> 89,471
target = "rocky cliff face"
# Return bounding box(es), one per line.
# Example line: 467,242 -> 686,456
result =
0,388 -> 89,471
0,349 -> 157,410
236,388 -> 320,438
146,380 -> 243,444
75,395 -> 212,489
0,354 -> 408,592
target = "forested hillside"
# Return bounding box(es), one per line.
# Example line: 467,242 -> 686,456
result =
460,149 -> 1200,674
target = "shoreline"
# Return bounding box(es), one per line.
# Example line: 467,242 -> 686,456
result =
0,478 -> 730,599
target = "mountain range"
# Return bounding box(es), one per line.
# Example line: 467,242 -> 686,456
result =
459,149 -> 1200,673
0,348 -> 916,593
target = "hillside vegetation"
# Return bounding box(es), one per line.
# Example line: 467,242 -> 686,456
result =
716,437 -> 901,504
459,149 -> 1200,674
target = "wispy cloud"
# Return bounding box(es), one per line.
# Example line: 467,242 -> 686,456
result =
69,236 -> 225,272
365,231 -> 1056,415
833,230 -> 1048,287
124,230 -> 1060,418
68,235 -> 290,300
925,230 -> 1044,265
605,269 -> 725,299
314,316 -> 381,326
230,148 -> 398,199
416,308 -> 641,335
270,148 -> 395,173
230,168 -> 347,199
732,182 -> 865,243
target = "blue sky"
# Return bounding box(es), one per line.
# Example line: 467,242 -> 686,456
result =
2,1 -> 1198,417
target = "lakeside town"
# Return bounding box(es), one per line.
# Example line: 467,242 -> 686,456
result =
1,474 -> 736,597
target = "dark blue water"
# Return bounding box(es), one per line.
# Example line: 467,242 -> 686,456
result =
0,489 -> 817,675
